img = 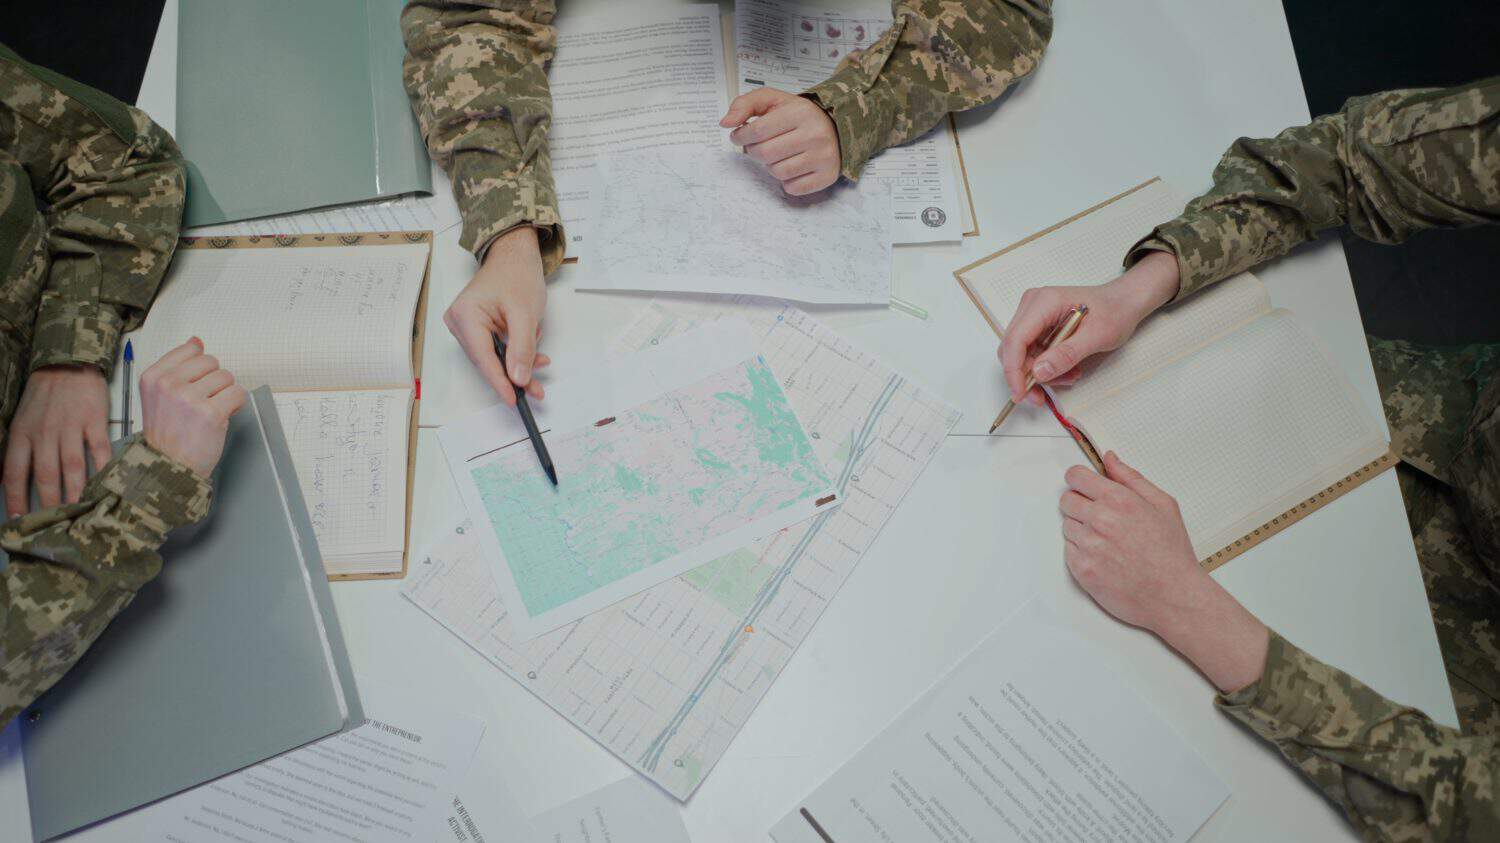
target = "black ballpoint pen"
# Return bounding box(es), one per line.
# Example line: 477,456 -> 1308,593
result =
492,334 -> 558,486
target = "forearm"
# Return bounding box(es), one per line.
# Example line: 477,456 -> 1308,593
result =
0,437 -> 210,726
804,0 -> 1052,179
1126,77 -> 1500,301
400,0 -> 566,272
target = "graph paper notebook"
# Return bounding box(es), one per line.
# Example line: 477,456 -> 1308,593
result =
124,232 -> 431,579
955,179 -> 1393,571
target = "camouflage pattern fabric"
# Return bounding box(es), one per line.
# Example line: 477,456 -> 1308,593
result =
0,437 -> 211,728
399,1 -> 1052,267
0,42 -> 186,376
1,47 -> 210,729
1140,77 -> 1500,839
803,0 -> 1053,181
1217,630 -> 1500,842
400,1 -> 566,272
1126,77 -> 1500,301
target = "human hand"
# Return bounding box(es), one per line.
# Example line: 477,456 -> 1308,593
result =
140,338 -> 247,478
721,88 -> 840,196
445,226 -> 553,408
4,365 -> 112,516
997,250 -> 1181,406
1060,451 -> 1268,692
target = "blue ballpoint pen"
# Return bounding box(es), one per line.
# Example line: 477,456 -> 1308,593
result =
122,340 -> 134,436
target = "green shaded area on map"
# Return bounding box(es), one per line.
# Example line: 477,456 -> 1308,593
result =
474,357 -> 831,618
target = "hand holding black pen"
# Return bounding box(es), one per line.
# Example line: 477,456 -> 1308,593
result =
492,334 -> 558,486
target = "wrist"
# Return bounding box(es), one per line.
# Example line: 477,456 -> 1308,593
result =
1111,250 -> 1180,319
1152,571 -> 1269,692
482,224 -> 542,270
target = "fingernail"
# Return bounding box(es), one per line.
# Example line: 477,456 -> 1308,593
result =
1033,360 -> 1056,380
511,362 -> 530,384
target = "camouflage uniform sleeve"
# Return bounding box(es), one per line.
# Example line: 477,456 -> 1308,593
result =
0,435 -> 210,728
1126,76 -> 1500,301
400,1 -> 566,274
1216,630 -> 1500,840
0,43 -> 186,376
802,0 -> 1052,181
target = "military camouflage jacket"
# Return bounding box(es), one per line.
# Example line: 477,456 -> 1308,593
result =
0,42 -> 185,376
1,47 -> 206,729
400,0 -> 1052,272
1128,77 -> 1500,301
1128,78 -> 1500,840
804,0 -> 1052,181
1,436 -> 212,728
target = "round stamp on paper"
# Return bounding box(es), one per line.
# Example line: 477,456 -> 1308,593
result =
921,206 -> 947,228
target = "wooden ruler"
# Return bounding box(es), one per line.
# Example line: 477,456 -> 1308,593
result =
1200,449 -> 1399,573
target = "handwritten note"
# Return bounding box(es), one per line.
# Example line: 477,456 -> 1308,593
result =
275,388 -> 411,573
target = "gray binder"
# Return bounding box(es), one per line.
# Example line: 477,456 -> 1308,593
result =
20,387 -> 361,841
177,0 -> 430,226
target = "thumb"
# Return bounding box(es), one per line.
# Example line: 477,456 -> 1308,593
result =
504,311 -> 539,388
721,89 -> 779,127
1030,337 -> 1086,383
1103,451 -> 1162,499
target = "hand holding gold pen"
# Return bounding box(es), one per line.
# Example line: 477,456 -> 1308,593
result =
989,304 -> 1088,434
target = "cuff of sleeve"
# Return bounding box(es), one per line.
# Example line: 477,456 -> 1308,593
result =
1123,214 -> 1246,302
457,170 -> 566,276
1215,630 -> 1333,742
803,80 -> 892,182
29,295 -> 126,376
88,436 -> 213,537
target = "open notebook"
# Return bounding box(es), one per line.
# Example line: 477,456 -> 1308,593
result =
956,179 -> 1393,570
124,233 -> 430,579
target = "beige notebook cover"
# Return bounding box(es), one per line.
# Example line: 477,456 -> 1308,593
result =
955,179 -> 1394,571
125,232 -> 431,581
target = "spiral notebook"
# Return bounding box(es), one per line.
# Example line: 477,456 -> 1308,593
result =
122,232 -> 430,579
955,179 -> 1395,571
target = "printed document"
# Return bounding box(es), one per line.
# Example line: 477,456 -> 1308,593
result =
770,600 -> 1228,843
586,148 -> 893,304
405,298 -> 960,799
82,683 -> 484,841
439,319 -> 838,639
551,4 -> 730,256
735,0 -> 965,243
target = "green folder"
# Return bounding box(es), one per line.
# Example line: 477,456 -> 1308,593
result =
177,0 -> 430,226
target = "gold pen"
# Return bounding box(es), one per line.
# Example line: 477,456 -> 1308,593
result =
990,304 -> 1088,434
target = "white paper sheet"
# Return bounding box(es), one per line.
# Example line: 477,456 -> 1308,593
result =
404,298 -> 961,799
439,319 -> 839,639
72,682 -> 484,842
531,777 -> 690,843
438,753 -> 537,843
583,148 -> 892,304
771,600 -> 1229,843
550,4 -> 731,257
734,0 -> 965,244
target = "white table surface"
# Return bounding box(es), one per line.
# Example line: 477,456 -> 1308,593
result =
0,2 -> 1458,841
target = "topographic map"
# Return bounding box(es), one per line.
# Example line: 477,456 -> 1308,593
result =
471,355 -> 834,618
404,299 -> 959,799
584,149 -> 893,304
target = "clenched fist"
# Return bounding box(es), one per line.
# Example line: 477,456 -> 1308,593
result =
140,337 -> 248,478
721,88 -> 841,196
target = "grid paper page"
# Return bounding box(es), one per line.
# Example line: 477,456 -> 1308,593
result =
405,299 -> 960,800
1080,311 -> 1386,560
130,243 -> 427,392
275,388 -> 411,566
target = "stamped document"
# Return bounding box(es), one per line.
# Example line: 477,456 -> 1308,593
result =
771,600 -> 1228,843
734,0 -> 966,243
439,320 -> 839,639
